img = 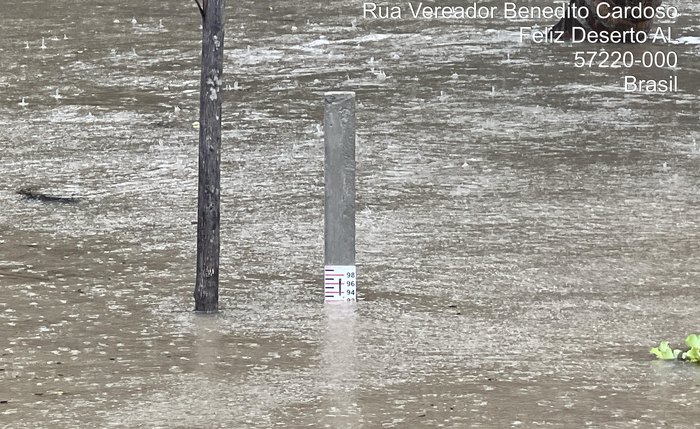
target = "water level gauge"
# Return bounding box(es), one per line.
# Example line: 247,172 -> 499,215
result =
324,265 -> 356,303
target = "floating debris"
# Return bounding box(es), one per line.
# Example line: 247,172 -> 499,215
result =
16,189 -> 80,204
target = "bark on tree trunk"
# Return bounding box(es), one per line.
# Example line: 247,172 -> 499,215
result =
194,0 -> 225,312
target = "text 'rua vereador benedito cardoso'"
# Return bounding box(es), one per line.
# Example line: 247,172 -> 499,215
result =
362,1 -> 678,22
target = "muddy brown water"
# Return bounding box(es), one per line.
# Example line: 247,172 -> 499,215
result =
1,0 -> 699,427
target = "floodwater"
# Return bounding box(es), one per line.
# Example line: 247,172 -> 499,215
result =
1,0 -> 699,427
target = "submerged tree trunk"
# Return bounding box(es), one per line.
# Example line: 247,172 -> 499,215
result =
194,0 -> 225,312
551,0 -> 663,40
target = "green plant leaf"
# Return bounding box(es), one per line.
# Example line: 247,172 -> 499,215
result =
682,347 -> 700,363
650,341 -> 678,360
651,336 -> 700,363
684,334 -> 700,350
681,335 -> 700,363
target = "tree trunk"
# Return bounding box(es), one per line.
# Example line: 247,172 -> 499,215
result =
194,0 -> 225,312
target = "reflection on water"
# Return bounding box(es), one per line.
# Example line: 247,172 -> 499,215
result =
319,305 -> 359,428
1,0 -> 699,427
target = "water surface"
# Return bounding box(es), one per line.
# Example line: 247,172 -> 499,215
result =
1,0 -> 699,427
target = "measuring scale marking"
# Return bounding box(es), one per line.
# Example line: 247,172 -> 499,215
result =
324,265 -> 356,302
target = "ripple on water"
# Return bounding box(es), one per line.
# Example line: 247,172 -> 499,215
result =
1,0 -> 699,427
